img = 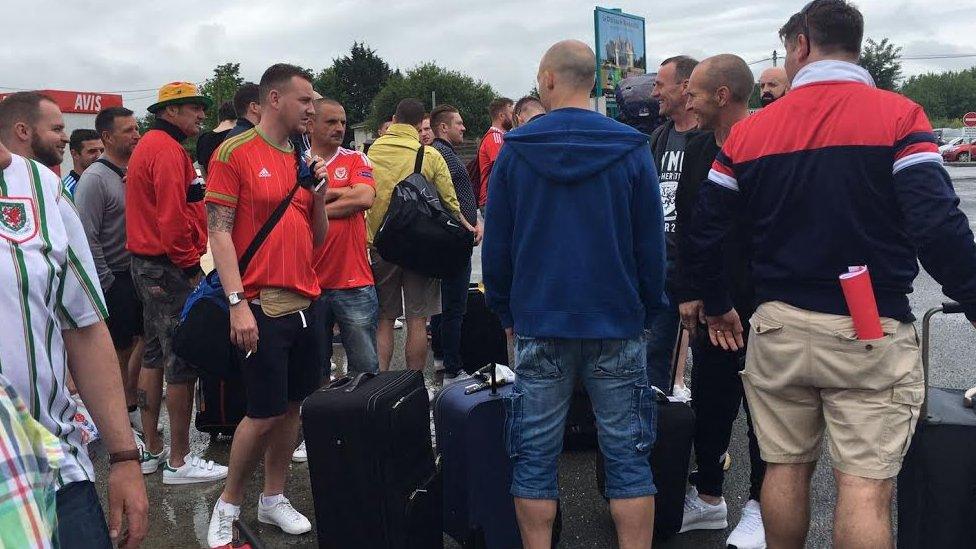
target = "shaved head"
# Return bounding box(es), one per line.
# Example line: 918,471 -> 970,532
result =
539,40 -> 596,92
537,40 -> 597,111
686,54 -> 754,132
759,66 -> 789,106
695,54 -> 755,104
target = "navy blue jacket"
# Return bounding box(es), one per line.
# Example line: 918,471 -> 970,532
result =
482,107 -> 667,339
688,61 -> 976,321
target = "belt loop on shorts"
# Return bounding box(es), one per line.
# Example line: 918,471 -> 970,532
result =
298,309 -> 307,328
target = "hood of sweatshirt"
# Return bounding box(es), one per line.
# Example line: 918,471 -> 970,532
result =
501,107 -> 650,183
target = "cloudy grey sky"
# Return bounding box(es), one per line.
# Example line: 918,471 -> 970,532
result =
8,1 -> 975,114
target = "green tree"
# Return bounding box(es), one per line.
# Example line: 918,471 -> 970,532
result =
368,63 -> 497,137
137,114 -> 155,135
748,83 -> 762,110
859,38 -> 902,91
314,42 -> 392,126
200,63 -> 244,130
901,67 -> 976,122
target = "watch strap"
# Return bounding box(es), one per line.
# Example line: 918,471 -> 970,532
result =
109,449 -> 140,465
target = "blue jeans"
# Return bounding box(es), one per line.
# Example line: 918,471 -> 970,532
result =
317,286 -> 379,375
57,481 -> 112,549
430,255 -> 472,374
645,289 -> 678,391
505,336 -> 656,500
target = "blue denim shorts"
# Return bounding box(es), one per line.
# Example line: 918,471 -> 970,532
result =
505,336 -> 656,500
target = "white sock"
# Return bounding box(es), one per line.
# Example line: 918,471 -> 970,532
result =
217,498 -> 241,516
261,493 -> 285,507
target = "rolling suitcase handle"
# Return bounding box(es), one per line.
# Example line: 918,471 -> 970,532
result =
231,520 -> 266,549
464,364 -> 504,396
920,301 -> 969,418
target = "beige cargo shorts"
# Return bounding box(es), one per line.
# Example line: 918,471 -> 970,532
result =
741,300 -> 924,479
369,249 -> 442,320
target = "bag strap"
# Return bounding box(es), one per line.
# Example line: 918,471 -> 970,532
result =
413,145 -> 424,174
238,146 -> 306,274
94,158 -> 126,179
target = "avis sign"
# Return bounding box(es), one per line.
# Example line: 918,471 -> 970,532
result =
0,89 -> 123,114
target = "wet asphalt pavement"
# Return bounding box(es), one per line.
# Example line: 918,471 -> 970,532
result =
92,166 -> 976,548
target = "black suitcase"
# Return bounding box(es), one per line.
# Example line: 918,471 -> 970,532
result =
301,371 -> 442,549
596,327 -> 695,540
195,373 -> 246,438
459,284 -> 509,374
434,366 -> 562,548
897,302 -> 976,548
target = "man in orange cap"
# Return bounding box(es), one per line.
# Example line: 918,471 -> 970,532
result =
126,82 -> 229,485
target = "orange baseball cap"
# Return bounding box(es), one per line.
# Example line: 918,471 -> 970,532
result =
147,81 -> 213,113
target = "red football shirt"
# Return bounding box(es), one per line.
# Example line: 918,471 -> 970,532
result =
205,128 -> 321,300
313,148 -> 375,290
477,127 -> 505,206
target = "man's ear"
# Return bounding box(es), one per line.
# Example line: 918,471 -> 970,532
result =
13,121 -> 31,143
392,115 -> 399,124
796,34 -> 812,63
716,86 -> 731,108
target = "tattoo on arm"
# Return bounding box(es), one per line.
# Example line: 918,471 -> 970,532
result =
206,203 -> 236,232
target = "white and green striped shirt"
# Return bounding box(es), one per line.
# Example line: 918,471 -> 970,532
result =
0,154 -> 107,488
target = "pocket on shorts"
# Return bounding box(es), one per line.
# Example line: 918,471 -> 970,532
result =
749,313 -> 784,336
514,336 -> 561,379
504,388 -> 524,459
630,384 -> 656,453
594,338 -> 644,378
134,263 -> 173,304
826,317 -> 901,355
880,382 -> 924,463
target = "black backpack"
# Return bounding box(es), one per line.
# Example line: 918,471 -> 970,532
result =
374,146 -> 474,278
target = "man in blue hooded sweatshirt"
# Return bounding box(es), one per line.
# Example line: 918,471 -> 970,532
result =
483,40 -> 667,548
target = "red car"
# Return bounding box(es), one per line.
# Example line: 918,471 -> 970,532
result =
943,141 -> 975,162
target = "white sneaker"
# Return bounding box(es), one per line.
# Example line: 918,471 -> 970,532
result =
394,318 -> 404,329
207,499 -> 240,548
162,454 -> 228,485
257,494 -> 312,535
137,437 -> 169,475
727,499 -> 766,549
433,359 -> 445,372
680,485 -> 728,533
129,408 -> 144,434
672,383 -> 692,402
292,441 -> 308,463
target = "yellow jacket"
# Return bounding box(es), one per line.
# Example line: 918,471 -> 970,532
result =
366,123 -> 462,244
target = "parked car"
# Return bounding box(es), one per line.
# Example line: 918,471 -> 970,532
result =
943,141 -> 975,162
940,137 -> 964,154
936,128 -> 964,146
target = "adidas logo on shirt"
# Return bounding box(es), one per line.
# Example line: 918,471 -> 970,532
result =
258,168 -> 271,178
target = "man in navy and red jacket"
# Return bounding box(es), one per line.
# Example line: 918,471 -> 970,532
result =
685,1 -> 976,547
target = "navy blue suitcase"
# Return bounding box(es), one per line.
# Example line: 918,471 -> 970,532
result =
433,366 -> 561,549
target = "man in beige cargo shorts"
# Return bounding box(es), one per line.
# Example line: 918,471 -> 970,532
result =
682,2 -> 976,548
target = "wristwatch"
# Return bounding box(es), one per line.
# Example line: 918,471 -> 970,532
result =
227,292 -> 245,306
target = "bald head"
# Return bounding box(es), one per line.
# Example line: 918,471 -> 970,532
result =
537,40 -> 596,110
686,54 -> 754,132
759,66 -> 789,106
695,54 -> 755,104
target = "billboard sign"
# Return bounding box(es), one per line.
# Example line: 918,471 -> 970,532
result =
0,89 -> 123,114
594,7 -> 647,99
